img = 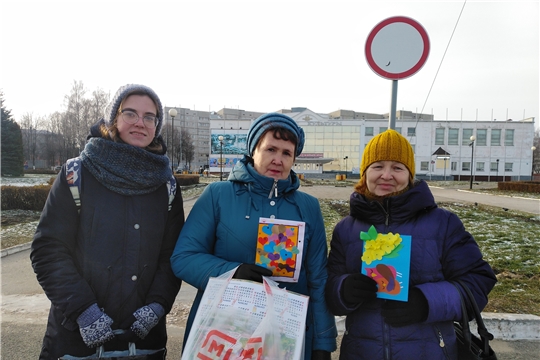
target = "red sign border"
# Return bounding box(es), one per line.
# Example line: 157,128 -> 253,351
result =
365,16 -> 430,80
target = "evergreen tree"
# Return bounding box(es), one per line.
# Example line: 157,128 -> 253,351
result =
1,91 -> 25,176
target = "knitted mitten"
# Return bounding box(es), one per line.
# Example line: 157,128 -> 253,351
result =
76,303 -> 115,348
131,302 -> 165,340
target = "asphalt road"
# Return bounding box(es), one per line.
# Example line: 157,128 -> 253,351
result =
1,186 -> 539,359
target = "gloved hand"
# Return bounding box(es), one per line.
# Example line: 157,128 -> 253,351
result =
76,303 -> 115,348
382,287 -> 429,327
130,302 -> 165,340
341,273 -> 378,306
311,349 -> 332,360
233,264 -> 273,283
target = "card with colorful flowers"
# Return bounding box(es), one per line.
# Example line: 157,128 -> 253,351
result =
360,225 -> 412,301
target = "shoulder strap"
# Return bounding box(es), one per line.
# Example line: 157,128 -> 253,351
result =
454,280 -> 494,356
167,175 -> 177,211
65,157 -> 83,213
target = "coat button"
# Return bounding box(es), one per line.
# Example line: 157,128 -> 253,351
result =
270,201 -> 276,206
131,275 -> 137,281
134,224 -> 140,229
270,215 -> 275,219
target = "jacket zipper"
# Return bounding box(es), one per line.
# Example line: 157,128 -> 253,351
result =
383,321 -> 390,360
435,327 -> 450,359
376,202 -> 390,226
268,179 -> 278,199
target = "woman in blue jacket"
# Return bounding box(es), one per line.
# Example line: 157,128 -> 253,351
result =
325,129 -> 496,360
31,84 -> 184,359
171,113 -> 337,359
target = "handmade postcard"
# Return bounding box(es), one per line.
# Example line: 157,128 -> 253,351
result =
255,217 -> 305,282
360,225 -> 412,302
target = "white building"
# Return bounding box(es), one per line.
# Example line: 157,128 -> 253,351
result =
164,106 -> 536,181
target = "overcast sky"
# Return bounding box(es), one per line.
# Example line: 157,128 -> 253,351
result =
1,0 -> 538,128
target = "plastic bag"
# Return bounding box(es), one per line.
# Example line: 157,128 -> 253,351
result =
182,267 -> 308,360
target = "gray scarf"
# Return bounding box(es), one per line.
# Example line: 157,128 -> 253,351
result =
81,137 -> 172,196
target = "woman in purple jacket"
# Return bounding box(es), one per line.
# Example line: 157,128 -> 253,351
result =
325,129 -> 496,360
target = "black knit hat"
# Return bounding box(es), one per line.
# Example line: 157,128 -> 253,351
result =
104,84 -> 164,136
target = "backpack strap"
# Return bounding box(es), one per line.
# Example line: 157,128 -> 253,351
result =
65,157 -> 82,213
167,175 -> 177,211
65,157 -> 177,212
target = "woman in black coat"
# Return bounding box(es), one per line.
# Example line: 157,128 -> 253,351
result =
31,84 -> 184,359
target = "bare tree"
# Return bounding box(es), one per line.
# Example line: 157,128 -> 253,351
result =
180,128 -> 195,170
20,112 -> 43,168
64,80 -> 87,153
15,81 -> 110,169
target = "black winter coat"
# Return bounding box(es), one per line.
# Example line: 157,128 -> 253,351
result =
31,165 -> 184,359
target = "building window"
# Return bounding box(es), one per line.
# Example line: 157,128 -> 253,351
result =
504,162 -> 513,172
448,129 -> 459,145
420,161 -> 429,171
379,127 -> 387,133
395,127 -> 401,134
504,129 -> 514,146
407,127 -> 416,136
462,162 -> 471,171
462,129 -> 473,145
490,162 -> 498,171
435,128 -> 445,145
365,127 -> 374,136
491,129 -> 501,146
476,129 -> 487,146
451,162 -> 457,171
476,162 -> 485,172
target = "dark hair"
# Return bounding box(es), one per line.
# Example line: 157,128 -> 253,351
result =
255,127 -> 298,156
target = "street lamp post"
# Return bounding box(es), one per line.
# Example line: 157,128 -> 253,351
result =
496,159 -> 499,181
343,156 -> 348,176
206,154 -> 209,177
219,135 -> 224,181
532,146 -> 537,180
168,108 -> 177,173
469,135 -> 476,190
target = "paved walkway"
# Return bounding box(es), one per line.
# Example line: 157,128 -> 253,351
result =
1,185 -> 539,359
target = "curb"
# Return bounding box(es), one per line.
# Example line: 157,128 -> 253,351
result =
1,242 -> 31,258
335,313 -> 540,341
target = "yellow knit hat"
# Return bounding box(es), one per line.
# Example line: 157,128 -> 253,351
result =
360,129 -> 415,178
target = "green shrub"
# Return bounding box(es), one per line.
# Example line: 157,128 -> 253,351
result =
498,181 -> 540,193
1,185 -> 51,210
174,174 -> 200,186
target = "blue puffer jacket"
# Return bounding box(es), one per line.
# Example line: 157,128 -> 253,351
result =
325,180 -> 496,360
171,156 -> 337,358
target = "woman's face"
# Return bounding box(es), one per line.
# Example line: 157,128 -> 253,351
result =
365,161 -> 410,196
252,131 -> 295,180
116,94 -> 157,148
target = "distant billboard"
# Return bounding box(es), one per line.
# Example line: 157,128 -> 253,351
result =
211,133 -> 247,155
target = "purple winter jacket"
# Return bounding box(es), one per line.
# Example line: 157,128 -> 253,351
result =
325,180 -> 496,360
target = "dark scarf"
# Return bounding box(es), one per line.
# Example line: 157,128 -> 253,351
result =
80,137 -> 172,196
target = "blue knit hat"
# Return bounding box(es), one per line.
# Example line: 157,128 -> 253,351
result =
246,113 -> 305,157
104,84 -> 164,136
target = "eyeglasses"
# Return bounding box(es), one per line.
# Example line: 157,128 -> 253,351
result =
120,110 -> 157,128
